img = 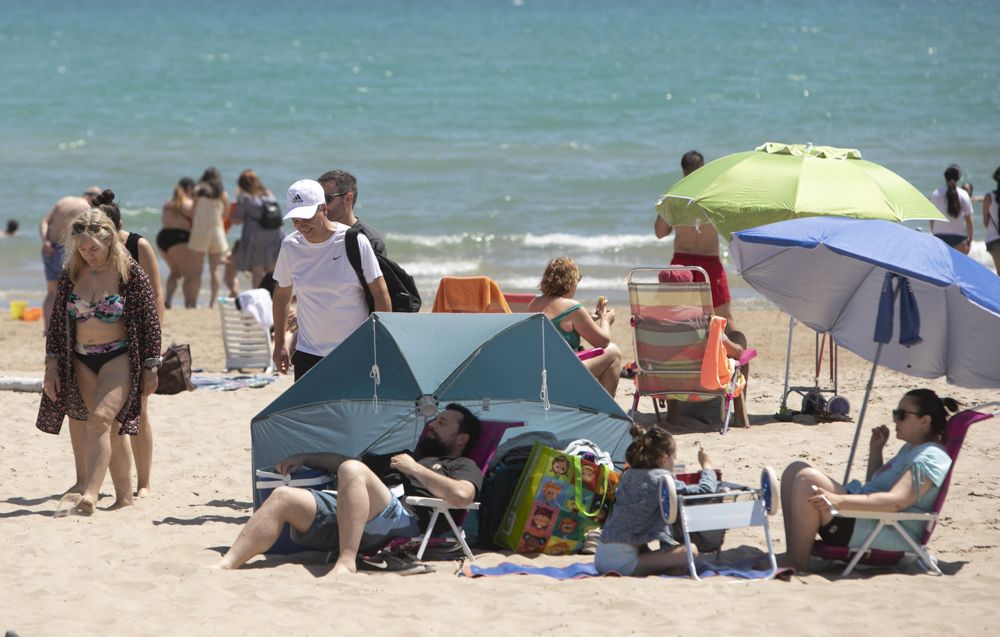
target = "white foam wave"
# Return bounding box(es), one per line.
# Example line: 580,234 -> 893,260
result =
404,260 -> 480,276
388,231 -> 667,251
499,275 -> 626,292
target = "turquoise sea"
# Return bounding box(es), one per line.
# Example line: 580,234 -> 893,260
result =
1,0 -> 997,305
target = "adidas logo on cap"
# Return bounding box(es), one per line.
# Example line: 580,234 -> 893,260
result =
292,193 -> 303,203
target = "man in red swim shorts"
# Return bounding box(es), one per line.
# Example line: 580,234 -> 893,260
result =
653,150 -> 735,330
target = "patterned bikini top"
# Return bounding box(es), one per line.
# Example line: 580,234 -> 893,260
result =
67,292 -> 125,323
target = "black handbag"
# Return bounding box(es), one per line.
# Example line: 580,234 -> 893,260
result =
155,344 -> 196,395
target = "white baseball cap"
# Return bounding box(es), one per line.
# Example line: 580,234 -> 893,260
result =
284,179 -> 325,220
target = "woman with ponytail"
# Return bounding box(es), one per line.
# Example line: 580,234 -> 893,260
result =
594,424 -> 718,575
983,166 -> 1000,274
781,389 -> 960,572
930,164 -> 974,254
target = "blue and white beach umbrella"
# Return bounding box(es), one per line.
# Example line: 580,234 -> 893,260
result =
730,216 -> 1000,481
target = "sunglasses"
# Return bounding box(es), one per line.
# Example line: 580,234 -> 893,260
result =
324,191 -> 348,203
891,408 -> 923,421
71,222 -> 108,235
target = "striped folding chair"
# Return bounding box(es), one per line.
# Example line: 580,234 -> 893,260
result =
628,268 -> 751,434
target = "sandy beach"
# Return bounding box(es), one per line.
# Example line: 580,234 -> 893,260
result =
2,305 -> 998,636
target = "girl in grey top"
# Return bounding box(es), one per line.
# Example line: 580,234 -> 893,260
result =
231,169 -> 283,288
595,425 -> 717,576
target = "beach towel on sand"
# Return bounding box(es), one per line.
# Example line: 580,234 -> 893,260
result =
461,559 -> 792,580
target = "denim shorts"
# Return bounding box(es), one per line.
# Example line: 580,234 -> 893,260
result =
42,244 -> 65,281
291,490 -> 421,552
594,542 -> 640,576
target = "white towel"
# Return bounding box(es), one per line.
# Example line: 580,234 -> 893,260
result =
238,288 -> 274,333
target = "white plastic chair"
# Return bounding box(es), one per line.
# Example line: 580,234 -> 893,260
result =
218,296 -> 274,373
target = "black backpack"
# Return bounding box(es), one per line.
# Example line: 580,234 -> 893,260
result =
345,226 -> 422,313
258,198 -> 283,229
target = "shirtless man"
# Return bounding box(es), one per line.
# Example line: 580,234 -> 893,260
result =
39,186 -> 100,331
653,151 -> 735,329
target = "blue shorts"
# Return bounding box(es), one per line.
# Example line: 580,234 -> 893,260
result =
291,490 -> 420,552
42,243 -> 65,281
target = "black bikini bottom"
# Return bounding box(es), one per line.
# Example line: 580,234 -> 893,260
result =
74,347 -> 128,375
156,228 -> 191,252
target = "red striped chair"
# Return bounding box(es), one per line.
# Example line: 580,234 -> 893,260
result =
628,267 -> 752,434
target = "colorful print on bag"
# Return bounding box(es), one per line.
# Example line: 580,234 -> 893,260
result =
494,442 -> 619,555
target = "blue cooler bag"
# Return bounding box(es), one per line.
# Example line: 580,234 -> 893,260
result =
255,468 -> 337,554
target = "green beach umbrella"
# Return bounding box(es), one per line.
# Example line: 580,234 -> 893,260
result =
656,142 -> 945,240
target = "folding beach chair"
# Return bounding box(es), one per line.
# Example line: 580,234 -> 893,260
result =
660,467 -> 781,580
218,296 -> 274,373
431,276 -> 512,313
627,267 -> 754,434
812,403 -> 998,576
401,419 -> 525,561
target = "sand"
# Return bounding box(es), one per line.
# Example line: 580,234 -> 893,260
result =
1,306 -> 999,636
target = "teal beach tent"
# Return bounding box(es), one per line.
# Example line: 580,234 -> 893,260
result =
250,313 -> 632,504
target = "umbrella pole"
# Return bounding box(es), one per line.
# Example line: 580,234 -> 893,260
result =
843,344 -> 883,484
780,316 -> 796,412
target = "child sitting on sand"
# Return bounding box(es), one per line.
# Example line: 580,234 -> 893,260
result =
594,424 -> 717,576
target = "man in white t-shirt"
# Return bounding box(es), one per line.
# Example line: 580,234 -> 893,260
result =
272,179 -> 391,380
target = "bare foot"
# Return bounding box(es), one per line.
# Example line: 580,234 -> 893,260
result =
330,559 -> 357,575
65,483 -> 86,496
75,496 -> 97,516
135,487 -> 152,498
54,493 -> 83,517
108,497 -> 134,510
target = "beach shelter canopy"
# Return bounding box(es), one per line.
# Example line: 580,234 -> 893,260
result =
250,313 -> 632,502
656,142 -> 945,240
730,216 -> 1000,480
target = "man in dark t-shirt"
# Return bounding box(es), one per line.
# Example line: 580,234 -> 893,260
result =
217,404 -> 482,576
317,169 -> 388,256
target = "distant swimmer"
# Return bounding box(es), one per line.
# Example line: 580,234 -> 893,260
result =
2,219 -> 18,236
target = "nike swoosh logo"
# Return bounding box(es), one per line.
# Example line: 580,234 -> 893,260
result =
363,559 -> 389,570
332,256 -> 342,260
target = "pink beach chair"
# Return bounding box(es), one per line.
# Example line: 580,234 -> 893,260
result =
812,404 -> 998,575
384,419 -> 525,562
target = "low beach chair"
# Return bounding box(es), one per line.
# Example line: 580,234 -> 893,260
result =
812,403 -> 998,575
661,467 -> 781,580
627,268 -> 754,434
431,276 -> 511,313
401,419 -> 525,561
218,296 -> 274,373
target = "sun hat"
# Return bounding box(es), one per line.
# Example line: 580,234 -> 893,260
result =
284,179 -> 325,220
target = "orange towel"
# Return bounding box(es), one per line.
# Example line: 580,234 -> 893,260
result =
700,316 -> 745,396
432,276 -> 512,313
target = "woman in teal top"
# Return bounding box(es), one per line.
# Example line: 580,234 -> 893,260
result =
527,256 -> 623,396
781,389 -> 959,572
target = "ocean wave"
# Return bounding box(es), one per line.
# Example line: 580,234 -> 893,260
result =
404,260 -> 480,276
387,231 -> 668,251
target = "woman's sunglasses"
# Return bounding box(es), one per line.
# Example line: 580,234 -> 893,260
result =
891,408 -> 923,421
71,222 -> 108,235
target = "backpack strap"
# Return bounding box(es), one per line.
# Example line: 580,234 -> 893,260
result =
345,226 -> 375,314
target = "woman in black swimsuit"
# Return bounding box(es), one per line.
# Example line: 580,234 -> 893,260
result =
157,177 -> 198,308
94,191 -> 164,499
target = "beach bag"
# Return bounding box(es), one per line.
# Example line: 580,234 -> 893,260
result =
258,198 -> 283,229
476,459 -> 528,549
255,468 -> 337,554
494,443 -> 619,555
155,344 -> 195,395
345,226 -> 422,313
